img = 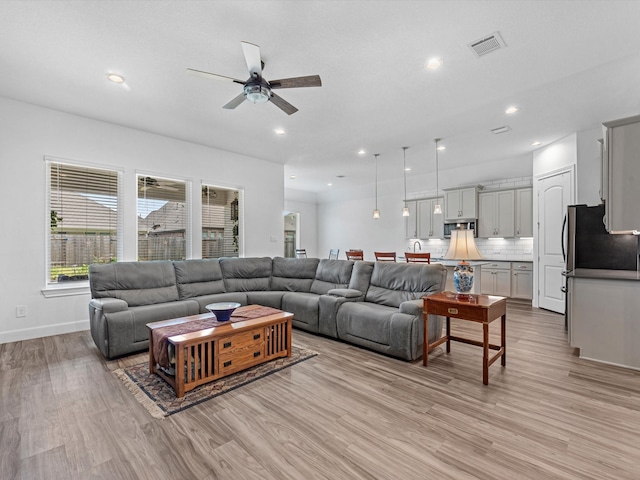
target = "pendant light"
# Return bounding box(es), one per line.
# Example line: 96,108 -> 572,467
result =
433,138 -> 443,215
402,147 -> 410,217
373,154 -> 381,219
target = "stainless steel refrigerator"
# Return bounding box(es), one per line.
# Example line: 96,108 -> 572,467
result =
562,204 -> 638,327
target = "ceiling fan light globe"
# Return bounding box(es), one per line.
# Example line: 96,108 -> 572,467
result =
244,84 -> 270,104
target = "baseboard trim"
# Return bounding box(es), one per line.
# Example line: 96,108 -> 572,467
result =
0,319 -> 89,344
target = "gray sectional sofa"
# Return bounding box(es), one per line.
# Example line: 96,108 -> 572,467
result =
88,257 -> 446,361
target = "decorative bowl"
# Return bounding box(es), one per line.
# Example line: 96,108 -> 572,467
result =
205,302 -> 241,322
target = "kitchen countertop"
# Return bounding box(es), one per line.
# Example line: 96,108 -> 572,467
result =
567,268 -> 640,281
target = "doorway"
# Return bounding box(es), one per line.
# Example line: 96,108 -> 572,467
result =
536,167 -> 574,313
284,212 -> 299,258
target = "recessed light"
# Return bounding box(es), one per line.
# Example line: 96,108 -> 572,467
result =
425,57 -> 443,70
531,141 -> 541,146
274,128 -> 286,135
327,183 -> 333,186
107,73 -> 125,84
436,145 -> 446,151
358,149 -> 366,155
289,175 -> 296,179
336,175 -> 346,178
404,167 -> 411,171
505,106 -> 519,114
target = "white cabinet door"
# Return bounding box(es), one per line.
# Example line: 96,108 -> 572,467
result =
515,188 -> 533,237
494,269 -> 512,297
444,190 -> 461,221
480,262 -> 512,296
478,190 -> 514,237
460,187 -> 478,219
445,187 -> 477,221
404,200 -> 418,238
417,199 -> 432,238
512,270 -> 533,299
604,115 -> 640,233
417,198 -> 444,239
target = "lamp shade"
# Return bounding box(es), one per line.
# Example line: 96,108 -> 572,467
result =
444,229 -> 483,261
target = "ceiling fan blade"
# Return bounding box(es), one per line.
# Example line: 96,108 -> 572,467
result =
223,93 -> 247,110
269,92 -> 298,115
241,41 -> 263,77
269,75 -> 322,89
186,68 -> 245,84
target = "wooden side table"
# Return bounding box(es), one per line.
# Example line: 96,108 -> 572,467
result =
423,292 -> 507,385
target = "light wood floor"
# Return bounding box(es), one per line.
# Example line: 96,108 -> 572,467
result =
2,302 -> 640,479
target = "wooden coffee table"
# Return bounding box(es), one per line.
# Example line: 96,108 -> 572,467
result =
147,305 -> 293,397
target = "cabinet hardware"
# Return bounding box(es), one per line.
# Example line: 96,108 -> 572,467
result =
223,360 -> 232,367
223,341 -> 231,348
448,308 -> 459,314
253,333 -> 261,340
253,351 -> 260,357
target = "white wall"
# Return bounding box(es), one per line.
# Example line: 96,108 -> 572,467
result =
284,188 -> 318,258
0,96 -> 284,343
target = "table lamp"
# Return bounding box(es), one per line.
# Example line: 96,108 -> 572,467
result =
443,228 -> 484,298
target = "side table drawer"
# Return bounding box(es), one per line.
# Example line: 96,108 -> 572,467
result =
425,300 -> 486,322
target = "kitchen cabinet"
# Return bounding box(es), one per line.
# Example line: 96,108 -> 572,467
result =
404,200 -> 418,238
515,188 -> 533,237
603,114 -> 640,233
480,261 -> 512,297
444,187 -> 478,221
511,262 -> 533,300
478,190 -> 515,238
417,197 -> 444,239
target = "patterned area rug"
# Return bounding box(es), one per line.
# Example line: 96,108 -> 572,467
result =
114,345 -> 317,418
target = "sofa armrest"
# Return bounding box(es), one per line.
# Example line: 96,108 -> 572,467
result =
89,297 -> 129,313
327,288 -> 364,299
399,299 -> 423,317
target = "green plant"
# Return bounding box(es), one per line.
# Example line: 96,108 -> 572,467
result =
50,210 -> 63,230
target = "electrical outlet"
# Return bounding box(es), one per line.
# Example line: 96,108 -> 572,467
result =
16,305 -> 27,318
493,249 -> 501,254
270,235 -> 277,243
523,248 -> 532,254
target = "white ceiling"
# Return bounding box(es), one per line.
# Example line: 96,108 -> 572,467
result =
2,1 -> 640,194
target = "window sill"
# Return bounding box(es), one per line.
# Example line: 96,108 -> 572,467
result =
41,282 -> 90,298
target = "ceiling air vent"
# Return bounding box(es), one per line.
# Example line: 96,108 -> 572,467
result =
491,126 -> 511,134
468,31 -> 506,58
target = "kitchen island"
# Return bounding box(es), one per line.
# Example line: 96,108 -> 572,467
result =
567,268 -> 640,370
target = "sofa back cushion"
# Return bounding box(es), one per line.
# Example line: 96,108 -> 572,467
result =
173,259 -> 226,299
348,261 -> 375,294
220,257 -> 273,291
311,259 -> 354,294
271,257 -> 320,292
89,261 -> 179,307
365,262 -> 446,308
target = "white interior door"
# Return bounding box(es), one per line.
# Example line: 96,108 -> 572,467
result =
537,169 -> 574,313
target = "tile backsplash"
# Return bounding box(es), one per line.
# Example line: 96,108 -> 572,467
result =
405,237 -> 534,261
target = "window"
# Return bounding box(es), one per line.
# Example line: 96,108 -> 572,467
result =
202,185 -> 243,258
137,175 -> 190,261
47,159 -> 121,285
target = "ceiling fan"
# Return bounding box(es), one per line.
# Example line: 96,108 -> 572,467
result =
186,41 -> 322,115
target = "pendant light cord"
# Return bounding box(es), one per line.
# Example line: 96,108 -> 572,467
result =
435,138 -> 440,198
402,147 -> 408,205
374,154 -> 379,210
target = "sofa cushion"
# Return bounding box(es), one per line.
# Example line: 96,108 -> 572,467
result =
220,257 -> 273,291
310,259 -> 354,294
282,292 -> 320,331
190,292 -> 249,313
348,261 -> 374,294
271,257 -> 320,292
336,302 -> 396,345
246,291 -> 285,309
89,261 -> 179,307
173,259 -> 225,299
365,262 -> 446,308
